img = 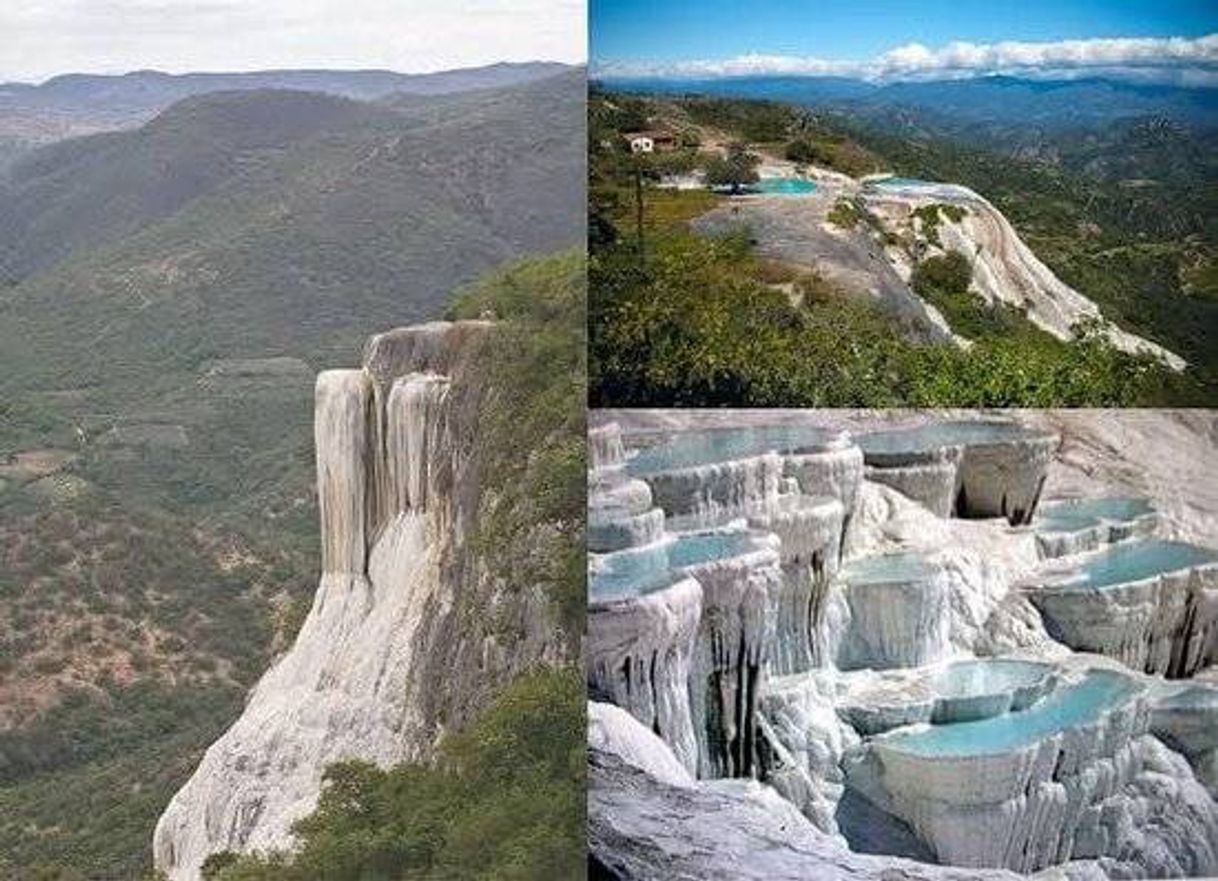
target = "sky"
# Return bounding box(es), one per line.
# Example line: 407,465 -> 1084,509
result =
592,0 -> 1218,84
0,0 -> 586,83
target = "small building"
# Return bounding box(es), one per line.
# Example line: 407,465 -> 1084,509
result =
623,130 -> 677,154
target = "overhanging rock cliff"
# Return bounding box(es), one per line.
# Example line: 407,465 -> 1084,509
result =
154,321 -> 563,880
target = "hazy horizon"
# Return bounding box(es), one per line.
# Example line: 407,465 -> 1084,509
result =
0,59 -> 579,89
0,0 -> 585,83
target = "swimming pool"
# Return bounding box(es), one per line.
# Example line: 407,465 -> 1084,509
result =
751,177 -> 818,195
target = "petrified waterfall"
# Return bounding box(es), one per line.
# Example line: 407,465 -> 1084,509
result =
153,320 -> 547,881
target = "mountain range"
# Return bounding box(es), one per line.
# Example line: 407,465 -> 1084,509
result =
599,73 -> 1218,133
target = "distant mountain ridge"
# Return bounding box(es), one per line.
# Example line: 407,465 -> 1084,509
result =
599,73 -> 1218,130
0,67 -> 586,387
0,61 -> 573,157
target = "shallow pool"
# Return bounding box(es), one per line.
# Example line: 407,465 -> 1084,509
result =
843,552 -> 938,584
856,420 -> 1035,457
590,530 -> 762,602
884,670 -> 1138,757
752,177 -> 818,195
1037,497 -> 1154,533
1069,539 -> 1218,590
626,424 -> 842,476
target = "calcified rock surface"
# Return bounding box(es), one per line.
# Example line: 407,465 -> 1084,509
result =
590,409 -> 1218,879
862,180 -> 1185,370
154,322 -> 562,880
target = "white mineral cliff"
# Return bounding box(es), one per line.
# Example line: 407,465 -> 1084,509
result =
864,182 -> 1185,370
154,321 -> 560,880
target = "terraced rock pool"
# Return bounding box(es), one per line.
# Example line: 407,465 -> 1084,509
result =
856,420 -> 1039,457
590,530 -> 765,603
882,670 -> 1138,758
1037,497 -> 1154,533
1064,539 -> 1218,590
751,177 -> 818,195
625,424 -> 844,477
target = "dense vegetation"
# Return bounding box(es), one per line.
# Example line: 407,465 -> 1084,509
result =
0,72 -> 583,878
588,88 -> 1212,405
447,252 -> 586,643
205,665 -> 584,881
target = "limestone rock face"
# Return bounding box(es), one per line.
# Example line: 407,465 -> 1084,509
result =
587,576 -> 703,773
864,183 -> 1185,369
589,737 -> 1021,881
154,321 -> 559,880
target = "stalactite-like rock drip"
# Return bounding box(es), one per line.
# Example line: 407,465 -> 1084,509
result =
645,453 -> 783,529
154,320 -> 499,881
838,554 -> 951,670
1029,557 -> 1218,678
864,447 -> 961,519
587,577 -> 703,774
682,537 -> 782,779
957,434 -> 1058,527
860,425 -> 1059,526
316,369 -> 372,575
750,496 -> 847,674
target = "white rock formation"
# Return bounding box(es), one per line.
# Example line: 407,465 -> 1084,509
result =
590,409 -> 1218,879
587,574 -> 703,774
154,321 -> 562,879
1027,551 -> 1218,678
864,183 -> 1185,370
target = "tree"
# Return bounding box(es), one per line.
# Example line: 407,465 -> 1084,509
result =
704,143 -> 760,194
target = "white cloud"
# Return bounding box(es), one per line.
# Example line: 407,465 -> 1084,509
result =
0,0 -> 586,82
596,33 -> 1218,85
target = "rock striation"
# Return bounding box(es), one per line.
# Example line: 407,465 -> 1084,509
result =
1026,540 -> 1218,678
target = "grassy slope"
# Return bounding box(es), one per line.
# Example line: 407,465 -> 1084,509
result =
0,72 -> 582,878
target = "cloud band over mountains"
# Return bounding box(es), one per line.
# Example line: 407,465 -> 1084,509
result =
596,33 -> 1218,86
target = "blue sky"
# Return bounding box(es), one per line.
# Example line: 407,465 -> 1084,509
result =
592,0 -> 1218,82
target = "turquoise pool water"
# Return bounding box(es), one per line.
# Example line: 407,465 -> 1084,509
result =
1037,497 -> 1154,533
752,177 -> 818,195
1068,539 -> 1218,590
884,670 -> 1137,757
843,552 -> 937,584
590,530 -> 761,602
626,424 -> 841,476
856,420 -> 1036,456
